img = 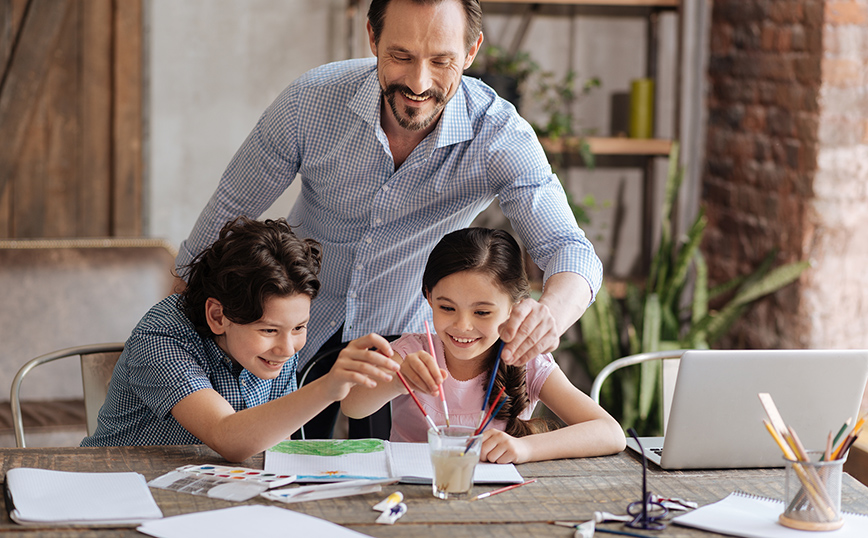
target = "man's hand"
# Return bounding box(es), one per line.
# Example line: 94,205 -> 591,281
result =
498,272 -> 593,366
498,299 -> 558,366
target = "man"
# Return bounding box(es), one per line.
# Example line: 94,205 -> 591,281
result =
176,0 -> 602,439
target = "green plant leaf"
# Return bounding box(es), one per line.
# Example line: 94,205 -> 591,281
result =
661,211 -> 706,309
639,294 -> 661,420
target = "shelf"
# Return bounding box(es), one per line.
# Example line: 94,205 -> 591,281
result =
480,0 -> 679,7
540,136 -> 673,156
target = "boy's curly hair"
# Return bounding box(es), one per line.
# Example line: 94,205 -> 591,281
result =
181,217 -> 322,338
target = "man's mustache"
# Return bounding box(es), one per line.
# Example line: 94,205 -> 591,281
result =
384,83 -> 446,104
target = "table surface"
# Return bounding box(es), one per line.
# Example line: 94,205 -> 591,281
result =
2,445 -> 868,537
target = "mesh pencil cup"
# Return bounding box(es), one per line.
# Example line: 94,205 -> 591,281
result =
779,451 -> 844,531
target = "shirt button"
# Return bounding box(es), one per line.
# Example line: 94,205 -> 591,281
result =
330,321 -> 337,327
383,185 -> 390,192
348,291 -> 357,299
374,218 -> 382,225
365,237 -> 372,244
356,264 -> 364,271
240,380 -> 246,387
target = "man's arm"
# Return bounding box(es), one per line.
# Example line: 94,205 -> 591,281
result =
498,271 -> 591,366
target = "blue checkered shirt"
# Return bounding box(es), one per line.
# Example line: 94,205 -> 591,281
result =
176,58 -> 603,368
80,294 -> 297,447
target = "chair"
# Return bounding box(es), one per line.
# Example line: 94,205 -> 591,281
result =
10,343 -> 124,448
589,350 -> 685,434
296,348 -> 342,440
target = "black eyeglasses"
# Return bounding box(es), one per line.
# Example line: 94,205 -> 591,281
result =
625,428 -> 668,530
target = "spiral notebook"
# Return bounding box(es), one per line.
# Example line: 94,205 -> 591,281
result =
674,492 -> 868,537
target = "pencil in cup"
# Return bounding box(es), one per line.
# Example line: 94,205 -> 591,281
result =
478,341 -> 504,427
424,320 -> 450,427
464,389 -> 508,455
395,370 -> 440,434
782,452 -> 843,526
762,422 -> 838,521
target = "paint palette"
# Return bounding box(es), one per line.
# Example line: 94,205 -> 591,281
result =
148,465 -> 297,502
178,465 -> 297,488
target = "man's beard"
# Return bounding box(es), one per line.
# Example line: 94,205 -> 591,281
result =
383,83 -> 447,131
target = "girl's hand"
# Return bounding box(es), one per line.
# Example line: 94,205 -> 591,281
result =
397,351 -> 446,396
479,429 -> 531,464
323,334 -> 399,401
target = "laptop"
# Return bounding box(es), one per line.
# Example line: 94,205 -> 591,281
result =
626,349 -> 868,469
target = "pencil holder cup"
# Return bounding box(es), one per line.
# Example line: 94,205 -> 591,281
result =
779,451 -> 844,531
428,426 -> 482,500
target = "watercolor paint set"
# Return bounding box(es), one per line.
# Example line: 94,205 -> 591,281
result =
148,464 -> 297,502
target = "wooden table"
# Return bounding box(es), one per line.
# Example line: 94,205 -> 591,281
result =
1,445 -> 868,537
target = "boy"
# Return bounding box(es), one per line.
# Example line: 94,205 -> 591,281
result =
82,217 -> 397,461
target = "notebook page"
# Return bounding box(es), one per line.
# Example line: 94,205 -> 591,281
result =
387,442 -> 523,484
674,492 -> 868,538
5,468 -> 162,524
264,439 -> 390,481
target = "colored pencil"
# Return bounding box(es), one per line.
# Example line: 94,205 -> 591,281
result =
424,321 -> 450,427
477,393 -> 509,434
475,385 -> 507,435
832,417 -> 852,447
479,341 -> 504,425
470,479 -> 537,501
395,370 -> 439,433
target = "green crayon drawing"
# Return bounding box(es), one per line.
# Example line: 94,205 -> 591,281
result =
269,439 -> 384,457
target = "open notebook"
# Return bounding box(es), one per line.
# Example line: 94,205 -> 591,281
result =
264,439 -> 523,484
627,349 -> 868,469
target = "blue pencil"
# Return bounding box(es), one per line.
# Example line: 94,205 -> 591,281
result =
479,393 -> 509,434
479,340 -> 504,426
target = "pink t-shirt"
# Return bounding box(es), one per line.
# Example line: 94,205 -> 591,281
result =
388,333 -> 558,443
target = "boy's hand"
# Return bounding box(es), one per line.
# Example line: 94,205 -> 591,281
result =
479,429 -> 531,464
324,334 -> 399,401
398,351 -> 446,396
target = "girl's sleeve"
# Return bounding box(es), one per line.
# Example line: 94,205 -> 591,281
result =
526,353 -> 559,402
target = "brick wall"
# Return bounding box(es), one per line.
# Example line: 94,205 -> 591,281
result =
704,0 -> 825,348
803,1 -> 868,351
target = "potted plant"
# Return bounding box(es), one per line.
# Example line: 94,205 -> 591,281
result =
565,143 -> 810,435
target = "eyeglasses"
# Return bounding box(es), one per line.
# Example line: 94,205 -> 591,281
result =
625,428 -> 668,530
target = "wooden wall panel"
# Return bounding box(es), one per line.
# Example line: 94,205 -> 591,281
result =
81,0 -> 113,237
0,0 -> 142,239
113,0 -> 143,237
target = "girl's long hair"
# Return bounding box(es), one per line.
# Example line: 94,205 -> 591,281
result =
422,227 -> 554,437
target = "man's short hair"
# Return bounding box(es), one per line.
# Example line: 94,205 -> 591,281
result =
368,0 -> 483,54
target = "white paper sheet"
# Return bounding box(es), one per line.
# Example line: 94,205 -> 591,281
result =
137,505 -> 369,538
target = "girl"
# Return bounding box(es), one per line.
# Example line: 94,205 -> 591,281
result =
82,217 -> 398,461
342,227 -> 625,464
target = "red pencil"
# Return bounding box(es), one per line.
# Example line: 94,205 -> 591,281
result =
470,479 -> 537,501
395,370 -> 440,433
475,385 -> 507,434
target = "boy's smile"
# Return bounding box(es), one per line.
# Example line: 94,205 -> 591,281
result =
206,293 -> 311,380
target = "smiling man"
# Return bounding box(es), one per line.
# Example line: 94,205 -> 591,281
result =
177,0 -> 603,440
